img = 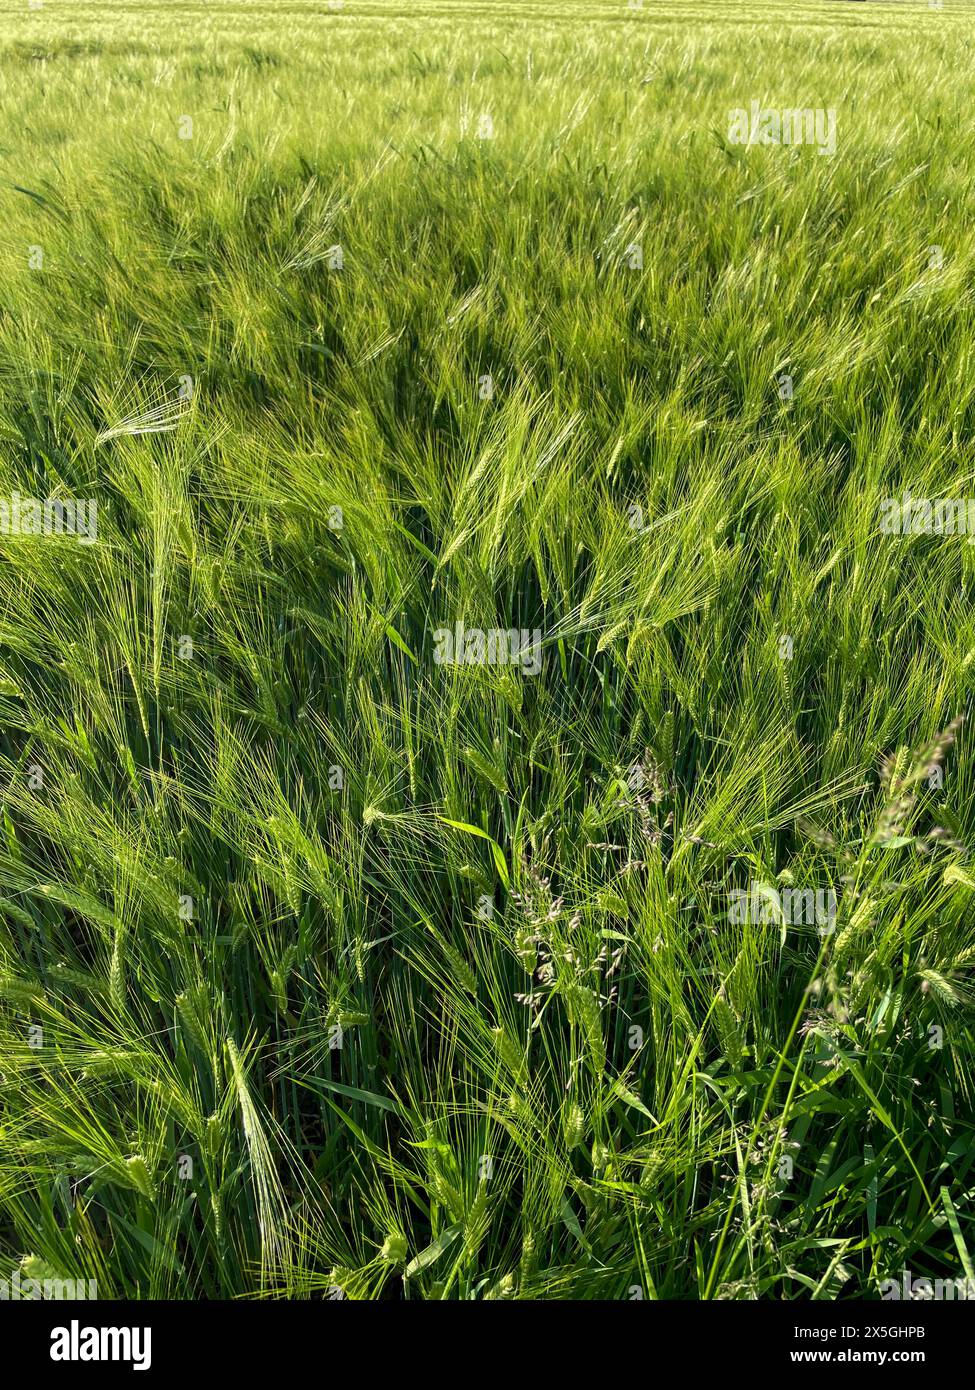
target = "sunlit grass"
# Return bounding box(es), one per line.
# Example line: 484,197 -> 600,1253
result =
1,0 -> 974,1299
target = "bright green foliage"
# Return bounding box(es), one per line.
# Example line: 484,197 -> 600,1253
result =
1,0 -> 974,1299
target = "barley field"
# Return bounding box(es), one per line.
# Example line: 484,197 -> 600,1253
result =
1,0 -> 975,1302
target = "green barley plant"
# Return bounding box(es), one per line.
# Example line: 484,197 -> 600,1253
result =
1,0 -> 974,1300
